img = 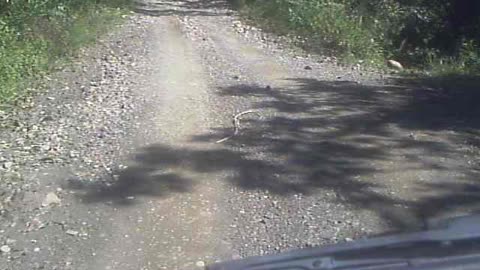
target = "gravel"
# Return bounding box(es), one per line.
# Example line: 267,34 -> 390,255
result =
0,13 -> 156,269
41,192 -> 61,207
1,0 -> 479,269
176,0 -> 480,260
177,5 -> 389,259
1,245 -> 11,253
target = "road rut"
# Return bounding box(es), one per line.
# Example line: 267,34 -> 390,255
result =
89,16 -> 230,270
2,0 -> 480,269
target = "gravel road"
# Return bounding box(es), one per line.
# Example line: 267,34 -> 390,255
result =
1,0 -> 480,269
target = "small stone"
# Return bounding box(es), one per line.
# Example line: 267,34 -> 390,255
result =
195,261 -> 205,268
345,238 -> 354,242
265,85 -> 271,90
387,59 -> 403,70
2,162 -> 13,170
304,65 -> 312,70
42,192 -> 61,207
0,245 -> 11,253
40,144 -> 51,152
33,247 -> 40,252
66,230 -> 79,236
27,218 -> 46,231
5,239 -> 16,245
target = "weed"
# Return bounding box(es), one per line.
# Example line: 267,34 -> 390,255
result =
427,41 -> 480,76
234,0 -> 480,73
239,0 -> 383,64
0,0 -> 131,107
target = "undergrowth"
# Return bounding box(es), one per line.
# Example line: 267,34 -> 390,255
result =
230,0 -> 480,74
241,0 -> 384,65
426,41 -> 480,76
0,0 -> 131,107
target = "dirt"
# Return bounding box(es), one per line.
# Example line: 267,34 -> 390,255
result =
1,0 -> 480,269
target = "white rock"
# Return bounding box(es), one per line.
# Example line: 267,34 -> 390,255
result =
5,239 -> 15,245
387,59 -> 404,70
0,245 -> 11,253
195,261 -> 206,268
66,230 -> 79,236
2,162 -> 13,170
42,192 -> 61,207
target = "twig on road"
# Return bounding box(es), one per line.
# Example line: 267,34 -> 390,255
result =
216,109 -> 260,143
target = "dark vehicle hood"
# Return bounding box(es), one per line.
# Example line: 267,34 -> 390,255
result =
208,214 -> 480,270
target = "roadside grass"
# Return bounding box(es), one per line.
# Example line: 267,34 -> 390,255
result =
426,44 -> 480,76
67,8 -> 126,52
229,0 -> 480,75
237,0 -> 384,66
0,1 -> 131,108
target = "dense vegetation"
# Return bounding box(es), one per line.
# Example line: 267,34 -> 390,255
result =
0,0 -> 131,106
230,0 -> 480,73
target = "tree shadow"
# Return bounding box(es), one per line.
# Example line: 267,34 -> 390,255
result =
196,75 -> 480,229
69,74 -> 480,230
390,74 -> 480,132
66,147 -> 195,206
133,0 -> 229,17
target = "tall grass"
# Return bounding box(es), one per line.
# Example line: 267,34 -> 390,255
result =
426,41 -> 480,75
235,0 -> 384,63
0,0 -> 131,107
232,0 -> 480,73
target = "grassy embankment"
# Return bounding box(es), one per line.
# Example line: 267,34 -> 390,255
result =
0,0 -> 132,107
229,0 -> 480,75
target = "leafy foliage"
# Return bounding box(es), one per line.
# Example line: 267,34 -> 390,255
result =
0,0 -> 131,106
233,0 -> 480,72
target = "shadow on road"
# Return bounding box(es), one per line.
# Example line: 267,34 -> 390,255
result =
209,76 -> 480,228
67,147 -> 195,205
71,74 -> 480,229
133,0 -> 229,17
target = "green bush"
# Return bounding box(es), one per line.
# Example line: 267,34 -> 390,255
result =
0,0 -> 131,107
241,0 -> 383,63
427,41 -> 480,75
237,0 -> 480,72
0,29 -> 49,103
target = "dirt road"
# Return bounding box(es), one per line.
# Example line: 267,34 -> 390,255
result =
1,0 -> 480,269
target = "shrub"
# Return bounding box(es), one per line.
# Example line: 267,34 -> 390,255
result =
0,0 -> 131,106
236,0 -> 480,72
